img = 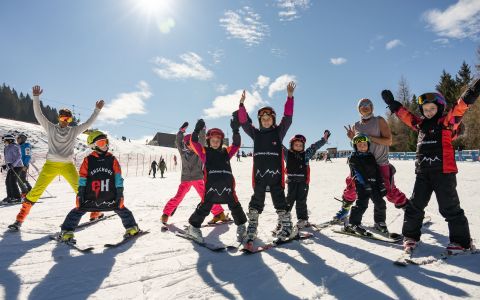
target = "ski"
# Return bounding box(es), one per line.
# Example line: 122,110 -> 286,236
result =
202,219 -> 234,227
241,232 -> 314,254
395,247 -> 480,266
175,229 -> 226,251
0,201 -> 42,207
49,234 -> 94,253
104,230 -> 150,248
310,219 -> 344,232
332,228 -> 402,243
76,214 -> 117,230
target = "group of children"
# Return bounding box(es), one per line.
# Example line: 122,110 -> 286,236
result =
3,78 -> 480,254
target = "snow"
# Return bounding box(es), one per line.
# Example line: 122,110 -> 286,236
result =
1,118 -> 480,300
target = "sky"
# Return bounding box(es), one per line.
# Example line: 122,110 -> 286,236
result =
1,0 -> 479,149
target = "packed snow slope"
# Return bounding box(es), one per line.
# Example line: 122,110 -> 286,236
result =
0,118 -> 479,300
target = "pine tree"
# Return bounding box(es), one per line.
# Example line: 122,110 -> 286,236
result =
436,70 -> 459,109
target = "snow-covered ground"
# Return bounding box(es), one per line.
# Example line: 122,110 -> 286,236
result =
1,119 -> 479,300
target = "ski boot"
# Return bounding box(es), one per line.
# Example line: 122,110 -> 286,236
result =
296,219 -> 310,229
124,225 -> 140,238
245,208 -> 259,242
208,212 -> 230,224
186,225 -> 204,243
236,224 -> 247,242
374,222 -> 389,234
272,222 -> 282,237
1,197 -> 11,203
446,240 -> 476,255
8,220 -> 22,231
7,198 -> 22,204
161,214 -> 169,225
89,212 -> 105,221
60,230 -> 75,243
344,223 -> 370,236
403,237 -> 417,253
333,199 -> 353,223
276,210 -> 294,241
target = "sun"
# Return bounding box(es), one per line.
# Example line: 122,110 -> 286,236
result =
134,0 -> 171,17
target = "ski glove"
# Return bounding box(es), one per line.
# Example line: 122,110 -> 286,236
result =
381,90 -> 402,113
194,119 -> 205,133
180,122 -> 189,131
324,130 -> 331,139
461,78 -> 480,105
231,111 -> 240,133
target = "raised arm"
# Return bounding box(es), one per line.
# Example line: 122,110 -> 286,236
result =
226,113 -> 241,159
443,78 -> 480,131
278,81 -> 296,140
305,130 -> 330,161
31,85 -> 52,130
75,100 -> 104,134
381,90 -> 422,131
238,90 -> 257,139
190,119 -> 207,163
176,121 -> 189,153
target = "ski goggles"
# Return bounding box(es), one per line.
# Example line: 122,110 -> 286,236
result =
58,116 -> 73,123
417,93 -> 446,106
291,134 -> 306,144
93,138 -> 109,148
358,102 -> 372,108
352,135 -> 369,144
258,108 -> 276,117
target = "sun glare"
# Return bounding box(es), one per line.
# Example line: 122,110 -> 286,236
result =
134,0 -> 171,17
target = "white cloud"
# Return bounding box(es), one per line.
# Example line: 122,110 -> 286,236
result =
99,81 -> 152,123
434,38 -> 450,44
423,0 -> 480,40
277,0 -> 311,21
330,57 -> 347,65
268,74 -> 296,98
152,52 -> 213,80
252,75 -> 271,90
385,39 -> 404,50
203,90 -> 265,119
219,6 -> 269,46
208,49 -> 225,64
271,48 -> 288,58
215,83 -> 228,93
158,18 -> 175,33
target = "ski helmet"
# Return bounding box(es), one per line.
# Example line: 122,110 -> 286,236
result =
17,132 -> 27,143
352,133 -> 370,151
290,134 -> 306,150
87,130 -> 108,151
357,98 -> 373,109
2,133 -> 15,143
417,93 -> 446,117
257,106 -> 276,124
206,128 -> 224,147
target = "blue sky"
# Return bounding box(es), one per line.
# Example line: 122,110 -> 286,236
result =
1,0 -> 479,149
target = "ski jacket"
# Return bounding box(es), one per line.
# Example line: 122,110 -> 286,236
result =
175,128 -> 206,182
190,130 -> 240,204
33,95 -> 100,162
283,138 -> 326,184
348,151 -> 385,193
238,96 -> 294,187
394,98 -> 469,174
19,142 -> 32,167
3,143 -> 24,168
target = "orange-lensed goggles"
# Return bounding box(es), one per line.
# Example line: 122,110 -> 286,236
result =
94,138 -> 109,148
58,116 -> 73,123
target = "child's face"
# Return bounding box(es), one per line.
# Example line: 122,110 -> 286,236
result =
260,115 -> 274,128
356,141 -> 369,152
210,136 -> 222,149
422,103 -> 438,119
292,141 -> 304,152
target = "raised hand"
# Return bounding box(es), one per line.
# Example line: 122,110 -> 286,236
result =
180,121 -> 189,130
287,81 -> 296,98
461,78 -> 480,105
324,130 -> 331,140
96,100 -> 105,110
32,85 -> 43,96
381,90 -> 395,106
240,90 -> 246,104
194,119 -> 205,132
230,112 -> 240,132
344,125 -> 355,139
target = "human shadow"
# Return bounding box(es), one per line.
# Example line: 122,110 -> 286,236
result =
0,231 -> 50,300
271,232 -> 479,299
28,234 -> 136,300
192,225 -> 302,299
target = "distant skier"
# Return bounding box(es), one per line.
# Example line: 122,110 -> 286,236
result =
159,158 -> 167,178
8,85 -> 104,230
236,150 -> 241,162
149,160 -> 158,178
238,82 -> 296,245
2,134 -> 24,203
324,152 -> 332,163
17,133 -> 32,196
382,78 -> 480,254
58,130 -> 140,242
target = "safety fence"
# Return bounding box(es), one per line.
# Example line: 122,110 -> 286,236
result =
388,150 -> 480,162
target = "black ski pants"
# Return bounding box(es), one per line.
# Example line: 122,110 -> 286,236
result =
248,179 -> 288,213
286,181 -> 309,220
189,198 -> 247,228
6,167 -> 23,199
349,183 -> 386,225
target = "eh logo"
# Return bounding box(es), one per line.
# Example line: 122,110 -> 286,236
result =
92,179 -> 110,198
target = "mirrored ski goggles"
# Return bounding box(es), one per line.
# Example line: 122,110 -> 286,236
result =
258,109 -> 275,117
292,134 -> 306,144
358,102 -> 372,108
417,93 -> 446,106
58,116 -> 73,123
93,138 -> 109,148
353,135 -> 369,144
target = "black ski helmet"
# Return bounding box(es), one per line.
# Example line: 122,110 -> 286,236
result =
417,93 -> 446,117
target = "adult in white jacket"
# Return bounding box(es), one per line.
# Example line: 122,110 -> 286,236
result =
10,85 -> 104,230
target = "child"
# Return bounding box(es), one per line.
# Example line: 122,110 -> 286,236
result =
186,117 -> 247,243
58,130 -> 140,242
281,130 -> 330,231
161,122 -> 226,225
2,134 -> 24,203
381,78 -> 479,253
9,85 -> 104,230
16,133 -> 32,197
238,82 -> 296,242
343,134 -> 388,236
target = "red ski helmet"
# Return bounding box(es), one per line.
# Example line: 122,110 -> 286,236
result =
206,128 -> 224,147
290,134 -> 306,149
